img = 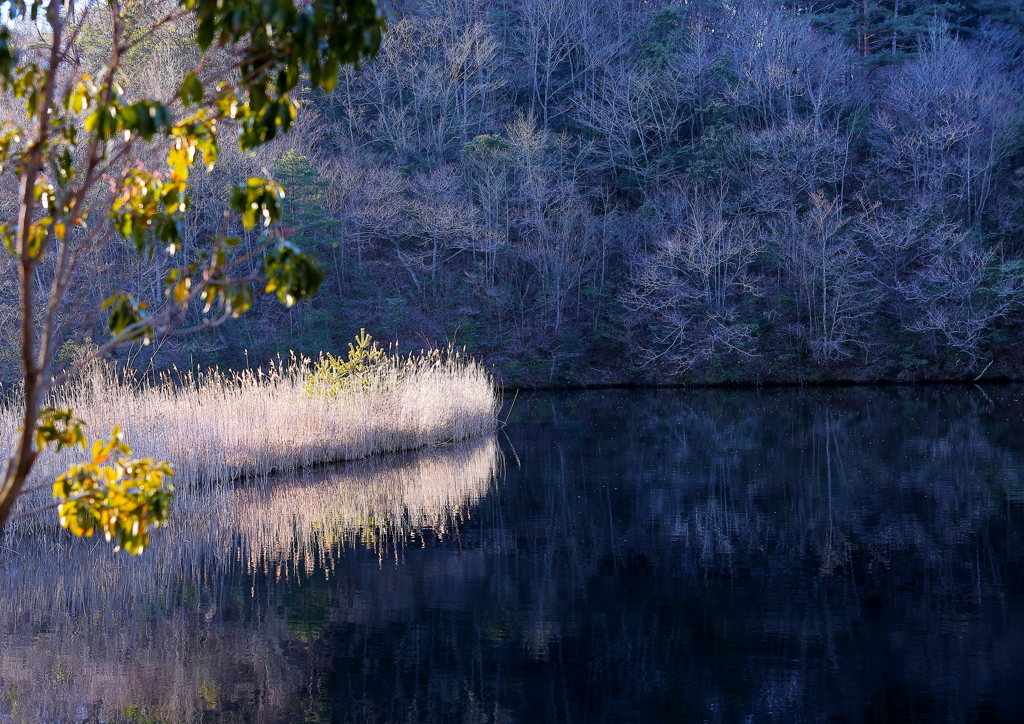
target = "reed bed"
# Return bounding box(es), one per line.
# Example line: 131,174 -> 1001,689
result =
0,349 -> 499,720
0,436 -> 500,723
0,348 -> 498,520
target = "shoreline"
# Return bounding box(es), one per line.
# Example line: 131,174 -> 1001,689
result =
499,375 -> 1024,394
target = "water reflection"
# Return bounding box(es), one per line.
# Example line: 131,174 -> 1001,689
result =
491,387 -> 1024,724
3,387 -> 1024,723
0,436 -> 499,723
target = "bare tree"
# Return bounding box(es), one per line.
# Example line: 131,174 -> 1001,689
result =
905,235 -> 1024,369
408,164 -> 480,284
513,0 -> 591,129
574,64 -> 691,194
625,188 -> 761,372
506,115 -> 598,339
774,194 -> 872,363
871,25 -> 1022,225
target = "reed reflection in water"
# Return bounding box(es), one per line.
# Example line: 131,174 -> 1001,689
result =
0,435 -> 499,724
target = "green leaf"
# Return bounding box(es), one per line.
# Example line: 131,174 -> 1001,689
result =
230,177 -> 285,230
264,240 -> 323,306
225,282 -> 253,317
179,71 -> 204,105
0,224 -> 14,256
104,294 -> 152,340
35,408 -> 87,452
54,148 -> 76,187
0,27 -> 18,86
172,277 -> 191,304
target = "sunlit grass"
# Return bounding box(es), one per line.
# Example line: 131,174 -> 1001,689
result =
0,348 -> 498,519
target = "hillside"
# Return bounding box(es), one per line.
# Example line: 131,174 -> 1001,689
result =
3,0 -> 1023,386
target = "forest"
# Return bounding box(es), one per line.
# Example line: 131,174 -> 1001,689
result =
3,0 -> 1024,386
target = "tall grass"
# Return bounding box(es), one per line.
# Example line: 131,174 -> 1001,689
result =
0,347 -> 498,522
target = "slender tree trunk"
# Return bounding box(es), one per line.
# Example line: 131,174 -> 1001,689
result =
0,2 -> 64,529
892,0 -> 899,55
862,0 -> 870,57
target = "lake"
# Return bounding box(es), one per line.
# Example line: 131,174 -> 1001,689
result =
2,386 -> 1024,723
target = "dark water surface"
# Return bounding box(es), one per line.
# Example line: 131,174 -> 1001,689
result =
3,386 -> 1024,723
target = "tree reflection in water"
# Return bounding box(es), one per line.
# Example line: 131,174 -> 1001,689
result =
3,387 -> 1024,723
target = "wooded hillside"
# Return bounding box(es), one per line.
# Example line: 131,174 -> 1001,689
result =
4,0 -> 1024,386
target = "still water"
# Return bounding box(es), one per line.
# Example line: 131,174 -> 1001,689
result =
2,386 -> 1024,723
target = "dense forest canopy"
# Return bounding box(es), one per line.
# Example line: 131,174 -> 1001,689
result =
3,0 -> 1024,386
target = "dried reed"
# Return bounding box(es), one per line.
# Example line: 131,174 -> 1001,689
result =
0,348 -> 498,526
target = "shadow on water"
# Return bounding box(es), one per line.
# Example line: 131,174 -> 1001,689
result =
3,386 -> 1024,723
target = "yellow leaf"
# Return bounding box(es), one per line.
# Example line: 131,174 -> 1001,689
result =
173,278 -> 189,304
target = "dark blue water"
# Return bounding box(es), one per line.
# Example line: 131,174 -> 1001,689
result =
3,387 -> 1024,723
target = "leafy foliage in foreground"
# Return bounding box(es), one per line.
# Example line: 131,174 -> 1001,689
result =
35,409 -> 173,555
0,0 -> 386,545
